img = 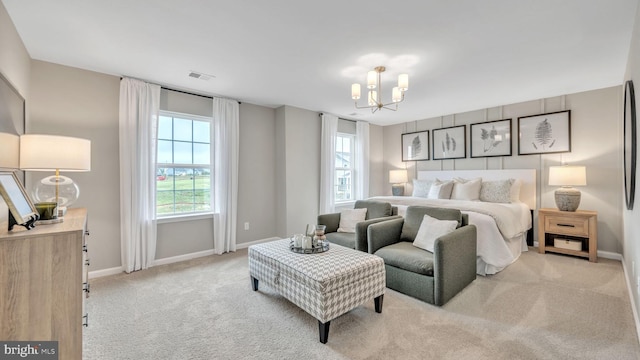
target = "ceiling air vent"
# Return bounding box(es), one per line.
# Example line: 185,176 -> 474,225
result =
188,71 -> 215,81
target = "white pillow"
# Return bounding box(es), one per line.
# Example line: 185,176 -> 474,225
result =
510,178 -> 522,203
479,179 -> 512,203
451,177 -> 482,200
412,214 -> 459,252
427,179 -> 454,199
412,179 -> 433,197
337,208 -> 367,233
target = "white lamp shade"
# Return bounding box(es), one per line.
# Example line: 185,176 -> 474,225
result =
392,87 -> 402,102
351,83 -> 361,100
367,70 -> 377,89
0,132 -> 20,170
389,169 -> 408,184
549,165 -> 586,186
20,134 -> 91,171
398,74 -> 409,91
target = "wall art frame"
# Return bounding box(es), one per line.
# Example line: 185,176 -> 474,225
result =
432,125 -> 466,160
470,118 -> 512,158
402,130 -> 430,161
518,110 -> 571,155
624,79 -> 636,210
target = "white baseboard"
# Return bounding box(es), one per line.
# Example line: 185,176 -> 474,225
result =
88,266 -> 124,279
621,258 -> 640,346
236,237 -> 279,249
88,237 -> 279,279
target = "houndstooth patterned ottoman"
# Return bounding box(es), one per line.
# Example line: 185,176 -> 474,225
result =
248,239 -> 385,344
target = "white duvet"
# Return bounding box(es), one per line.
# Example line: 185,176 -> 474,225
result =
368,196 -> 532,275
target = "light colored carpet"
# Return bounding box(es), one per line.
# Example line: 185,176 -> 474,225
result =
83,248 -> 640,360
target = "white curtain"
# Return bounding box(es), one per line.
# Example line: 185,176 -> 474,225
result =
119,77 -> 160,273
319,114 -> 338,214
212,97 -> 239,255
355,121 -> 370,200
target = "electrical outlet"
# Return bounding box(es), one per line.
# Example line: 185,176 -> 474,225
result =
244,222 -> 250,231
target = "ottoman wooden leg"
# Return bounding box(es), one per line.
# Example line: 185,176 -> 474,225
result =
318,321 -> 330,344
251,276 -> 259,291
375,294 -> 384,313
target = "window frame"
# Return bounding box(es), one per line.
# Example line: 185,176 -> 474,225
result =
334,132 -> 356,204
156,110 -> 214,219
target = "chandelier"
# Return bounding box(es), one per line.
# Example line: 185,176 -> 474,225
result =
351,66 -> 408,113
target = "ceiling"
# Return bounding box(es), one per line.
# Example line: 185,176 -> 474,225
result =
2,0 -> 638,126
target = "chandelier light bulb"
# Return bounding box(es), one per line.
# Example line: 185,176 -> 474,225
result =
398,74 -> 409,91
367,70 -> 377,89
351,84 -> 361,100
392,87 -> 402,102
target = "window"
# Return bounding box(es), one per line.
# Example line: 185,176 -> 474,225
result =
156,112 -> 212,216
335,133 -> 355,202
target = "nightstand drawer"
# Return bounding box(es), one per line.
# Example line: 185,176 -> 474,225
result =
545,216 -> 589,237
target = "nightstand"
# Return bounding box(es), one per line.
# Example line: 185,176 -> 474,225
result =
538,208 -> 597,262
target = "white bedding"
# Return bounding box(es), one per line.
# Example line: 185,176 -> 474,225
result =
367,196 -> 532,275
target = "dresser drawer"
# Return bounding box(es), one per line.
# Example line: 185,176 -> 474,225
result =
545,215 -> 589,237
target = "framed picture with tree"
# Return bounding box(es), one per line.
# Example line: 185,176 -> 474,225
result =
402,130 -> 430,161
470,118 -> 512,158
432,125 -> 466,160
518,110 -> 571,155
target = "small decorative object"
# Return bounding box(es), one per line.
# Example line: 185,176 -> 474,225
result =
432,125 -> 466,160
549,165 -> 587,211
624,80 -> 636,210
389,169 -> 408,196
293,233 -> 304,248
35,202 -> 58,220
518,110 -> 571,155
314,225 -> 327,245
470,119 -> 512,158
290,224 -> 330,254
402,130 -> 430,161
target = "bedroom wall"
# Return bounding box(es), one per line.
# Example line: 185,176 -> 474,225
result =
382,86 -> 623,255
27,61 -> 280,271
623,0 -> 640,329
0,1 -> 31,222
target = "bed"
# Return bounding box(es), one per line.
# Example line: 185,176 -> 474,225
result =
369,169 -> 536,275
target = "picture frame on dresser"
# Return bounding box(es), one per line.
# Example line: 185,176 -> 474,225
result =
402,130 -> 430,161
470,118 -> 512,158
432,125 -> 466,160
518,110 -> 571,155
0,171 -> 39,230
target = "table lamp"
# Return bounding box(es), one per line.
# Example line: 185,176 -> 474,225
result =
20,134 -> 91,219
0,133 -> 19,170
548,165 -> 586,212
389,169 -> 408,196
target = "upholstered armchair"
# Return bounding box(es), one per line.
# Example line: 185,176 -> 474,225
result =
367,206 -> 477,306
317,200 -> 400,252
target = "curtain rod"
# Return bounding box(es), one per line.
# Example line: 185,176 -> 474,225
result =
318,113 -> 355,122
120,77 -> 240,104
162,87 -> 241,104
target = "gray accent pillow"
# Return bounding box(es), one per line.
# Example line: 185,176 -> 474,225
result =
412,179 -> 433,197
480,179 -> 512,203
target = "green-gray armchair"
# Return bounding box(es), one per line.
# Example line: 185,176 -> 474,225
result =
367,206 -> 477,306
318,200 -> 400,252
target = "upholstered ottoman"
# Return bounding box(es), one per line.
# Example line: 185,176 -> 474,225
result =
248,239 -> 385,343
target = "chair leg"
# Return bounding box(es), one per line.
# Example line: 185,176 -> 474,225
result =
251,276 -> 258,291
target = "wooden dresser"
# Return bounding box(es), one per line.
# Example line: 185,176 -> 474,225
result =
0,208 -> 89,360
